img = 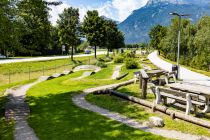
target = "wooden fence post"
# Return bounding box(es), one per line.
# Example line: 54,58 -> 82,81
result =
142,77 -> 149,99
28,66 -> 31,80
9,69 -> 11,84
140,69 -> 149,99
139,73 -> 142,89
42,66 -> 45,76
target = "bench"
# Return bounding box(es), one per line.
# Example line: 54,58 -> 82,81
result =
153,86 -> 205,115
148,70 -> 177,85
162,71 -> 177,85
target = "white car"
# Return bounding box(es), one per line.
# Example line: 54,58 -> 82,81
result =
0,54 -> 6,58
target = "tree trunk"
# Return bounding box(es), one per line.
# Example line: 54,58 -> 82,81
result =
107,48 -> 109,57
71,46 -> 74,60
94,46 -> 97,58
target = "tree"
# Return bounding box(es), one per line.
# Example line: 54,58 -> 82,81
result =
0,0 -> 19,57
57,7 -> 80,60
149,24 -> 167,55
193,16 -> 210,70
151,16 -> 210,71
82,10 -> 105,58
18,0 -> 52,56
49,26 -> 61,55
102,19 -> 125,56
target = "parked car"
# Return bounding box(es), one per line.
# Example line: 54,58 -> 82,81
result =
84,49 -> 91,54
0,54 -> 6,58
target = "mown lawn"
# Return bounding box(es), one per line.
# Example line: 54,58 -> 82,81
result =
86,84 -> 210,137
0,55 -> 103,86
26,65 -> 167,140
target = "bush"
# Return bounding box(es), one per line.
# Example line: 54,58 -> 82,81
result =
103,57 -> 112,62
125,58 -> 139,69
95,61 -> 107,68
98,56 -> 112,62
114,55 -> 124,63
98,57 -> 105,62
125,51 -> 136,58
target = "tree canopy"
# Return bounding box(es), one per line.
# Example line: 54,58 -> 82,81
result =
82,10 -> 105,58
102,19 -> 125,56
0,1 -> 124,58
57,7 -> 80,60
149,16 -> 210,71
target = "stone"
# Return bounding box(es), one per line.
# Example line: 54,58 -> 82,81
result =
149,116 -> 164,127
51,73 -> 62,78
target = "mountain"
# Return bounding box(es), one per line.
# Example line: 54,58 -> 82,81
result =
118,0 -> 210,44
101,16 -> 120,24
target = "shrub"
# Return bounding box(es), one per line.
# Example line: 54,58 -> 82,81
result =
98,57 -> 105,62
98,57 -> 112,62
103,57 -> 112,62
123,51 -> 136,58
114,55 -> 124,63
95,61 -> 107,68
125,58 -> 139,69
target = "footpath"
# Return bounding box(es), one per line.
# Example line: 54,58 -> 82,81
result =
148,51 -> 210,86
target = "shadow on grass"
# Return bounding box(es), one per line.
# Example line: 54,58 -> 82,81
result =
0,95 -> 13,140
27,91 -> 165,140
86,94 -> 151,122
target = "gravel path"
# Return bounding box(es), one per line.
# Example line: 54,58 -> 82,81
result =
112,65 -> 123,79
148,51 -> 210,86
5,76 -> 49,140
73,65 -> 101,73
72,84 -> 210,140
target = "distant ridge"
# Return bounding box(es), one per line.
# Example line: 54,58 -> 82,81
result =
118,0 -> 210,44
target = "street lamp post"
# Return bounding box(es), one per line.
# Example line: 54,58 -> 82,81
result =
169,12 -> 190,79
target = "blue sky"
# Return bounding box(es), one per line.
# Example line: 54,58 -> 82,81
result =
47,0 -> 149,25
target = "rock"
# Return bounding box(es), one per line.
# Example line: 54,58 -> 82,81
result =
73,65 -> 101,72
63,70 -> 72,75
51,73 -> 62,78
149,116 -> 164,127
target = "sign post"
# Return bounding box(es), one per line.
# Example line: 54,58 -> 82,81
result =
62,45 -> 65,55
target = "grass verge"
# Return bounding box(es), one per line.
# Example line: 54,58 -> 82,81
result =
0,55 -> 104,86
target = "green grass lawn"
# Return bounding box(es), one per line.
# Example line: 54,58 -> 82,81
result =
0,55 -> 103,86
87,84 -> 210,137
26,65 -> 167,140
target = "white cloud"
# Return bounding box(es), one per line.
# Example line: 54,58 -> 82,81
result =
111,0 -> 148,21
47,0 -> 149,25
46,0 -> 70,25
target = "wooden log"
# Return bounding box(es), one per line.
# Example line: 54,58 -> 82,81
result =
109,90 -> 210,129
116,72 -> 129,80
110,90 -> 153,108
169,110 -> 210,128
